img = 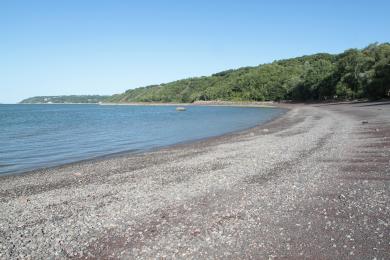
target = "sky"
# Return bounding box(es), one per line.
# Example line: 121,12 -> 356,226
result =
1,0 -> 389,103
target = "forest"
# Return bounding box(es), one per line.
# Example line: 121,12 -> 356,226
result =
108,43 -> 390,103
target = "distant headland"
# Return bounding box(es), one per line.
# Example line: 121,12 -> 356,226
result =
19,95 -> 109,104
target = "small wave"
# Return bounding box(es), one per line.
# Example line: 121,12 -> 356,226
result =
0,163 -> 16,168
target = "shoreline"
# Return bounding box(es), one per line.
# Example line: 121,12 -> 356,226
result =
0,105 -> 289,178
99,100 -> 278,108
1,101 -> 389,258
14,100 -> 277,107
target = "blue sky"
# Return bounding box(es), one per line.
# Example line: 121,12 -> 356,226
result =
1,0 -> 389,103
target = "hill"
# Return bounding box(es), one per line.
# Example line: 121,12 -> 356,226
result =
20,43 -> 390,104
108,43 -> 390,103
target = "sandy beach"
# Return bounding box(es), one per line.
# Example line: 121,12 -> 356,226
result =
1,101 -> 389,259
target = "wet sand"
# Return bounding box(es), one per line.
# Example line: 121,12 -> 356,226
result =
0,101 -> 389,259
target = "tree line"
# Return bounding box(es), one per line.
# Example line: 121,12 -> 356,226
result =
108,43 -> 390,103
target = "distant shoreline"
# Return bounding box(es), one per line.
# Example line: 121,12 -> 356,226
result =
16,103 -> 100,105
100,100 -> 278,108
16,100 -> 279,108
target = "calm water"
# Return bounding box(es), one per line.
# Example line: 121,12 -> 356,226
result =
0,104 -> 285,175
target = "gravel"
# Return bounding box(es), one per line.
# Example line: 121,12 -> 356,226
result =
0,101 -> 389,259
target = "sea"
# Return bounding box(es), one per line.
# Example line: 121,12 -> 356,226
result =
0,104 -> 285,175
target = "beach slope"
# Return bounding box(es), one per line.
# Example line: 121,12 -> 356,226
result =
1,102 -> 389,258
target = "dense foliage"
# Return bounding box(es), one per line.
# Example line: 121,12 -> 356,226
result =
108,43 -> 390,102
20,95 -> 109,104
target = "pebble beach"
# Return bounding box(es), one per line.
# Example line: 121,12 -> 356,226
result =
1,101 -> 389,259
